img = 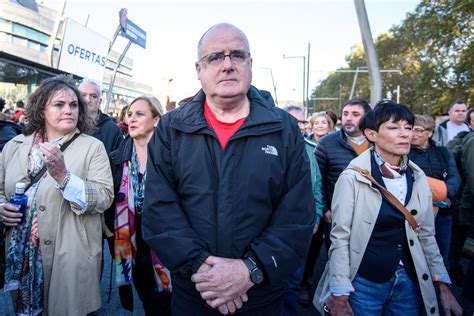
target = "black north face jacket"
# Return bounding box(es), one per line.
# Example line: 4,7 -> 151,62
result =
143,86 -> 314,310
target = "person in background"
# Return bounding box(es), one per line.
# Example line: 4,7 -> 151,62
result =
409,114 -> 461,268
108,96 -> 171,315
313,98 -> 372,265
325,110 -> 338,130
0,75 -> 113,315
315,100 -> 462,316
283,105 -> 323,314
12,100 -> 25,124
0,98 -> 22,151
78,79 -> 123,156
285,105 -> 308,136
307,111 -> 335,144
433,100 -> 469,146
466,108 -> 474,130
117,105 -> 129,135
142,23 -> 314,315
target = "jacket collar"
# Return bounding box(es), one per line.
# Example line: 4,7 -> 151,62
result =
170,86 -> 283,136
347,148 -> 424,186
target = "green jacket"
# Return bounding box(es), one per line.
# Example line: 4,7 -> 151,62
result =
304,138 -> 323,224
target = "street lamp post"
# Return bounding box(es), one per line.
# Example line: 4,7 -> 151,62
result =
261,67 -> 278,105
283,55 -> 306,113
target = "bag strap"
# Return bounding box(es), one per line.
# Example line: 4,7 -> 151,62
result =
25,133 -> 81,192
348,166 -> 420,234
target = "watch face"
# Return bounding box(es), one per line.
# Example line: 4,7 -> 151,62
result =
251,269 -> 264,284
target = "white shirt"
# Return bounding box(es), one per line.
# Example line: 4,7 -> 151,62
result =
446,121 -> 469,142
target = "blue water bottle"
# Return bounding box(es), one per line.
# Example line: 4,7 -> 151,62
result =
10,182 -> 28,225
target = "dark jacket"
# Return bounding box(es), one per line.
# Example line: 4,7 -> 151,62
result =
0,121 -> 22,152
142,86 -> 314,310
93,112 -> 123,156
409,140 -> 461,214
315,129 -> 370,212
459,131 -> 474,224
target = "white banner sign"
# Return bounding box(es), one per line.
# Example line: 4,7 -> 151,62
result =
58,18 -> 110,84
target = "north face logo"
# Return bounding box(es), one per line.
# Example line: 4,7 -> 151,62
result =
261,145 -> 278,156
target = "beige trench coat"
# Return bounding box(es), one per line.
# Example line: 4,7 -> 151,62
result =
0,130 -> 114,315
314,150 -> 448,316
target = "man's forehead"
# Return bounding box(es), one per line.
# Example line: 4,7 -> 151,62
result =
80,83 -> 99,95
343,104 -> 364,113
451,103 -> 467,111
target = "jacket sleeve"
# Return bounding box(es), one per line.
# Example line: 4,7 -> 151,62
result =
248,123 -> 315,286
327,170 -> 356,294
462,138 -> 474,198
315,141 -> 330,213
306,145 -> 322,224
442,147 -> 461,201
142,118 -> 210,277
70,140 -> 114,215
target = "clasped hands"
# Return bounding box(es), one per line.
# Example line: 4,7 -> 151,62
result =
191,256 -> 254,315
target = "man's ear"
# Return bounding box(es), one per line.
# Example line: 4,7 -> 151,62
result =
364,128 -> 377,143
195,62 -> 201,80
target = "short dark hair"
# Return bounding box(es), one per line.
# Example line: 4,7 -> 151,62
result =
16,100 -> 25,108
450,99 -> 466,109
359,100 -> 415,133
24,75 -> 95,136
467,108 -> 474,124
342,98 -> 371,115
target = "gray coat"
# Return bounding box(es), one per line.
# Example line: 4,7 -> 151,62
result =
313,150 -> 449,316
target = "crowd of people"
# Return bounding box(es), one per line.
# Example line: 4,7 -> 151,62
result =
0,22 -> 472,316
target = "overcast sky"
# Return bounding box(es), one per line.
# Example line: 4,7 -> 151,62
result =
42,0 -> 418,103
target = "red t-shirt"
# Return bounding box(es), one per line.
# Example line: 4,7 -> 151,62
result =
204,100 -> 246,150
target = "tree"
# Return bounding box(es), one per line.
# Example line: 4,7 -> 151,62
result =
312,0 -> 473,115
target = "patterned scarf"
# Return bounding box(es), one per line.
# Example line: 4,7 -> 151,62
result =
372,149 -> 409,179
114,146 -> 172,292
4,133 -> 57,315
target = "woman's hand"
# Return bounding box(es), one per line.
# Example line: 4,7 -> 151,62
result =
0,203 -> 23,227
324,210 -> 332,223
438,283 -> 462,316
324,295 -> 353,315
39,142 -> 67,184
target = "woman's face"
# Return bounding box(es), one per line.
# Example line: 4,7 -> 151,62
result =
43,88 -> 79,138
367,119 -> 413,165
411,125 -> 433,149
312,116 -> 331,137
127,100 -> 159,140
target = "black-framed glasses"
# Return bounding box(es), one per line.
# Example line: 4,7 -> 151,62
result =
199,50 -> 251,66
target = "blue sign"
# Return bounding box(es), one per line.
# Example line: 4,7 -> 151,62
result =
119,9 -> 146,49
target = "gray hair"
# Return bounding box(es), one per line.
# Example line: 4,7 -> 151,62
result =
283,105 -> 304,114
197,23 -> 250,60
79,78 -> 102,95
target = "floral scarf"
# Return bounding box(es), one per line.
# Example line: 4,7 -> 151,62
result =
114,146 -> 171,292
4,133 -> 56,315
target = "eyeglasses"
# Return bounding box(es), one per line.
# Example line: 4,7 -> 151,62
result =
199,50 -> 251,66
412,128 -> 428,134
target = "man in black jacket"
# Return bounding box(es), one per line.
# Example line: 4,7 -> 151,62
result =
314,98 -> 372,253
143,23 -> 314,315
78,79 -> 122,156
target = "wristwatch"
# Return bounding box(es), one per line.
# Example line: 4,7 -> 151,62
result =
243,256 -> 264,285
